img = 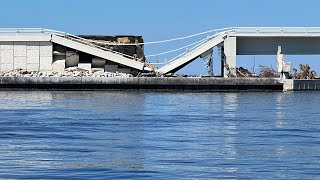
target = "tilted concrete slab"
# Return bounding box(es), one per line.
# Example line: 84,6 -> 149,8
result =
157,33 -> 226,74
51,35 -> 144,70
157,27 -> 320,75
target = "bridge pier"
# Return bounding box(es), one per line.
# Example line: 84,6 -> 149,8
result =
200,49 -> 214,76
222,36 -> 237,78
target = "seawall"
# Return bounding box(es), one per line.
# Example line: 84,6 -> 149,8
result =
283,79 -> 320,91
0,77 -> 283,91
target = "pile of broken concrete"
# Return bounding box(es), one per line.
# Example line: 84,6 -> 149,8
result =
0,67 -> 133,78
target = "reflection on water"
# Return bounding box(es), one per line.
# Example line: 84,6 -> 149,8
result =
223,93 -> 239,118
0,91 -> 319,179
275,93 -> 287,128
0,91 -> 53,109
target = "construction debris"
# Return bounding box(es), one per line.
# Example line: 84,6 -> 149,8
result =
293,64 -> 318,79
259,66 -> 279,78
0,68 -> 133,78
79,35 -> 146,63
236,67 -> 253,77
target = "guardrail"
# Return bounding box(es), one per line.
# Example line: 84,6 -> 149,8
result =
2,27 -> 320,37
0,28 -> 136,60
164,30 -> 231,65
231,27 -> 320,35
3,27 -> 320,65
162,27 -> 320,65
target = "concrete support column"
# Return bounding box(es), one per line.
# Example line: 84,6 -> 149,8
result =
223,36 -> 237,78
200,49 -> 214,76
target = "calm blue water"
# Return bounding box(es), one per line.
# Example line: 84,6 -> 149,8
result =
0,91 -> 319,179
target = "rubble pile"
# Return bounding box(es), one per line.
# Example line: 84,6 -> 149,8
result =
236,67 -> 253,77
293,64 -> 318,79
259,66 -> 279,78
0,67 -> 133,78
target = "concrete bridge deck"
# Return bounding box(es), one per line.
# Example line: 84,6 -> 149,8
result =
157,27 -> 320,77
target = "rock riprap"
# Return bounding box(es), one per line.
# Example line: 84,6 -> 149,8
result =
0,67 -> 133,78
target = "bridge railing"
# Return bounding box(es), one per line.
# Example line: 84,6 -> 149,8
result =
0,28 -> 136,60
231,27 -> 320,36
164,30 -> 232,65
2,27 -> 320,37
3,27 -> 320,66
162,27 -> 320,65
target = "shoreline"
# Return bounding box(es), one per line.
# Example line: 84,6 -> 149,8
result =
0,77 -> 283,91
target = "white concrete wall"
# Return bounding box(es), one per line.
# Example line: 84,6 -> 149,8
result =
14,42 -> 27,70
1,42 -> 14,71
223,36 -> 237,78
283,79 -> 293,91
0,41 -> 52,72
40,42 -> 53,71
26,42 -> 40,71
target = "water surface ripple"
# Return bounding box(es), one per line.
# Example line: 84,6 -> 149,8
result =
0,91 -> 319,179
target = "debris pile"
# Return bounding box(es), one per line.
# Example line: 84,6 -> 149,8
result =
259,66 -> 279,78
0,68 -> 133,78
293,64 -> 318,79
79,35 -> 146,63
236,67 -> 253,77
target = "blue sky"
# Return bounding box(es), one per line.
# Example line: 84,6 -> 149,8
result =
1,0 -> 319,75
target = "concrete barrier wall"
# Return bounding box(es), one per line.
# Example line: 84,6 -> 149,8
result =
0,77 -> 283,91
283,79 -> 320,91
293,80 -> 320,90
0,41 -> 52,72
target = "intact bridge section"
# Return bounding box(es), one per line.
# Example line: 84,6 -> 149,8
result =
156,27 -> 320,78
